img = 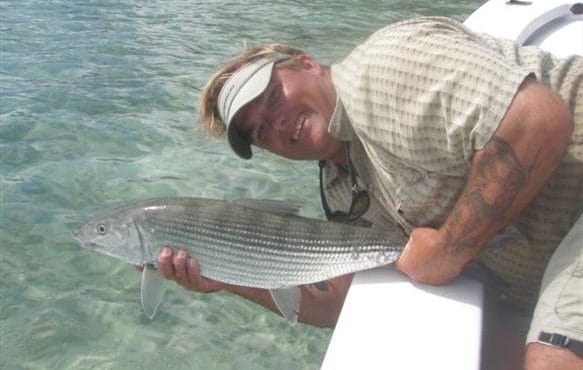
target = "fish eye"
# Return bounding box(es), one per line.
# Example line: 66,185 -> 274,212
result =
96,223 -> 107,235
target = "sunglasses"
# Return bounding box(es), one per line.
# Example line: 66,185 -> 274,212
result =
319,143 -> 370,223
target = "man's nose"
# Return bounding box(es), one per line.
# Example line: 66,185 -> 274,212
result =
264,110 -> 285,131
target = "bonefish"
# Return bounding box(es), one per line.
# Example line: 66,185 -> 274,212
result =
73,197 -> 407,322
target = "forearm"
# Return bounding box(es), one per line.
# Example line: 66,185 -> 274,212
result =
441,135 -> 545,259
441,80 -> 573,261
297,275 -> 353,328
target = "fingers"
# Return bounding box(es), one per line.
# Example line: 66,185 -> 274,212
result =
157,246 -> 175,279
156,247 -> 223,293
185,257 -> 201,288
173,249 -> 188,284
185,257 -> 223,293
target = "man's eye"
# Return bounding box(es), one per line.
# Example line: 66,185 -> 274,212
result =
268,88 -> 279,104
256,124 -> 266,144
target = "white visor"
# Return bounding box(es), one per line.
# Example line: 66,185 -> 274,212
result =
217,54 -> 288,159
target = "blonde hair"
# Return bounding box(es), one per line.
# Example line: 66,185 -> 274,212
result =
197,43 -> 306,137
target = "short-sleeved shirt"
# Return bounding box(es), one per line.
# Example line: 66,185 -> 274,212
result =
324,17 -> 583,308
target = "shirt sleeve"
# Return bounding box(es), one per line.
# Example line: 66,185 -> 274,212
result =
332,17 -> 532,176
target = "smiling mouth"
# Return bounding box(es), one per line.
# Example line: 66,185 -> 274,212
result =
292,113 -> 307,142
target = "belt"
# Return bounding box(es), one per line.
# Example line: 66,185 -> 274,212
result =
539,332 -> 583,356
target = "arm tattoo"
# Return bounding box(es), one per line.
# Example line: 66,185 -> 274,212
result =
444,136 -> 534,254
309,281 -> 330,292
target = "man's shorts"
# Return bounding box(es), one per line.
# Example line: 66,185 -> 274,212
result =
526,211 -> 583,355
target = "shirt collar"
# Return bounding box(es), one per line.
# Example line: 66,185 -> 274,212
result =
327,96 -> 356,141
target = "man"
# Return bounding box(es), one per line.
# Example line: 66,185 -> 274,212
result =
158,17 -> 582,369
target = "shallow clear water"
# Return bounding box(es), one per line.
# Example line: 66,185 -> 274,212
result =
1,1 -> 483,368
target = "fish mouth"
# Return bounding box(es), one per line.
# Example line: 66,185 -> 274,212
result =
71,226 -> 93,249
71,227 -> 83,244
292,113 -> 307,142
72,233 -> 92,249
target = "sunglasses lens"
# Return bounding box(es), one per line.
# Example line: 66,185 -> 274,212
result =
347,190 -> 370,221
319,153 -> 370,224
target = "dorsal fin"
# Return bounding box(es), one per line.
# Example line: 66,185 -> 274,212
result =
230,199 -> 301,215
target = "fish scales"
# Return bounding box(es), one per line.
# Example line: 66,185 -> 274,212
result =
137,203 -> 399,287
145,209 -> 391,262
142,221 -> 345,285
150,205 -> 389,251
151,217 -> 380,262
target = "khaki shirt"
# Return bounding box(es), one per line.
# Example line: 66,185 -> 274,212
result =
324,17 -> 583,308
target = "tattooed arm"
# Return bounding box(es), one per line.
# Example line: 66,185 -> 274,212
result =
395,78 -> 574,284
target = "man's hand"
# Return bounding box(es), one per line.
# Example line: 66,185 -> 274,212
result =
157,246 -> 226,293
395,227 -> 468,285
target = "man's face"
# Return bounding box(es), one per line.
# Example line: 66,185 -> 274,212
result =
233,55 -> 342,161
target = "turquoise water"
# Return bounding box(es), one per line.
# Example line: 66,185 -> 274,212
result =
1,1 -> 483,369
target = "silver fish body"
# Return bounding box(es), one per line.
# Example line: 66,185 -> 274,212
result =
74,197 -> 406,289
73,197 -> 407,321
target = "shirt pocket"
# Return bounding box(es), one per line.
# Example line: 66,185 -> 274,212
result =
393,170 -> 464,228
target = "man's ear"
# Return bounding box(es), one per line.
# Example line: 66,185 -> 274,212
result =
295,53 -> 323,74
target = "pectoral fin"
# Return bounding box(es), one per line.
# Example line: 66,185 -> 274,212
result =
269,287 -> 301,324
140,264 -> 167,319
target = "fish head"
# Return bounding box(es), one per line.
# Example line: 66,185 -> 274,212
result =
72,206 -> 143,264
